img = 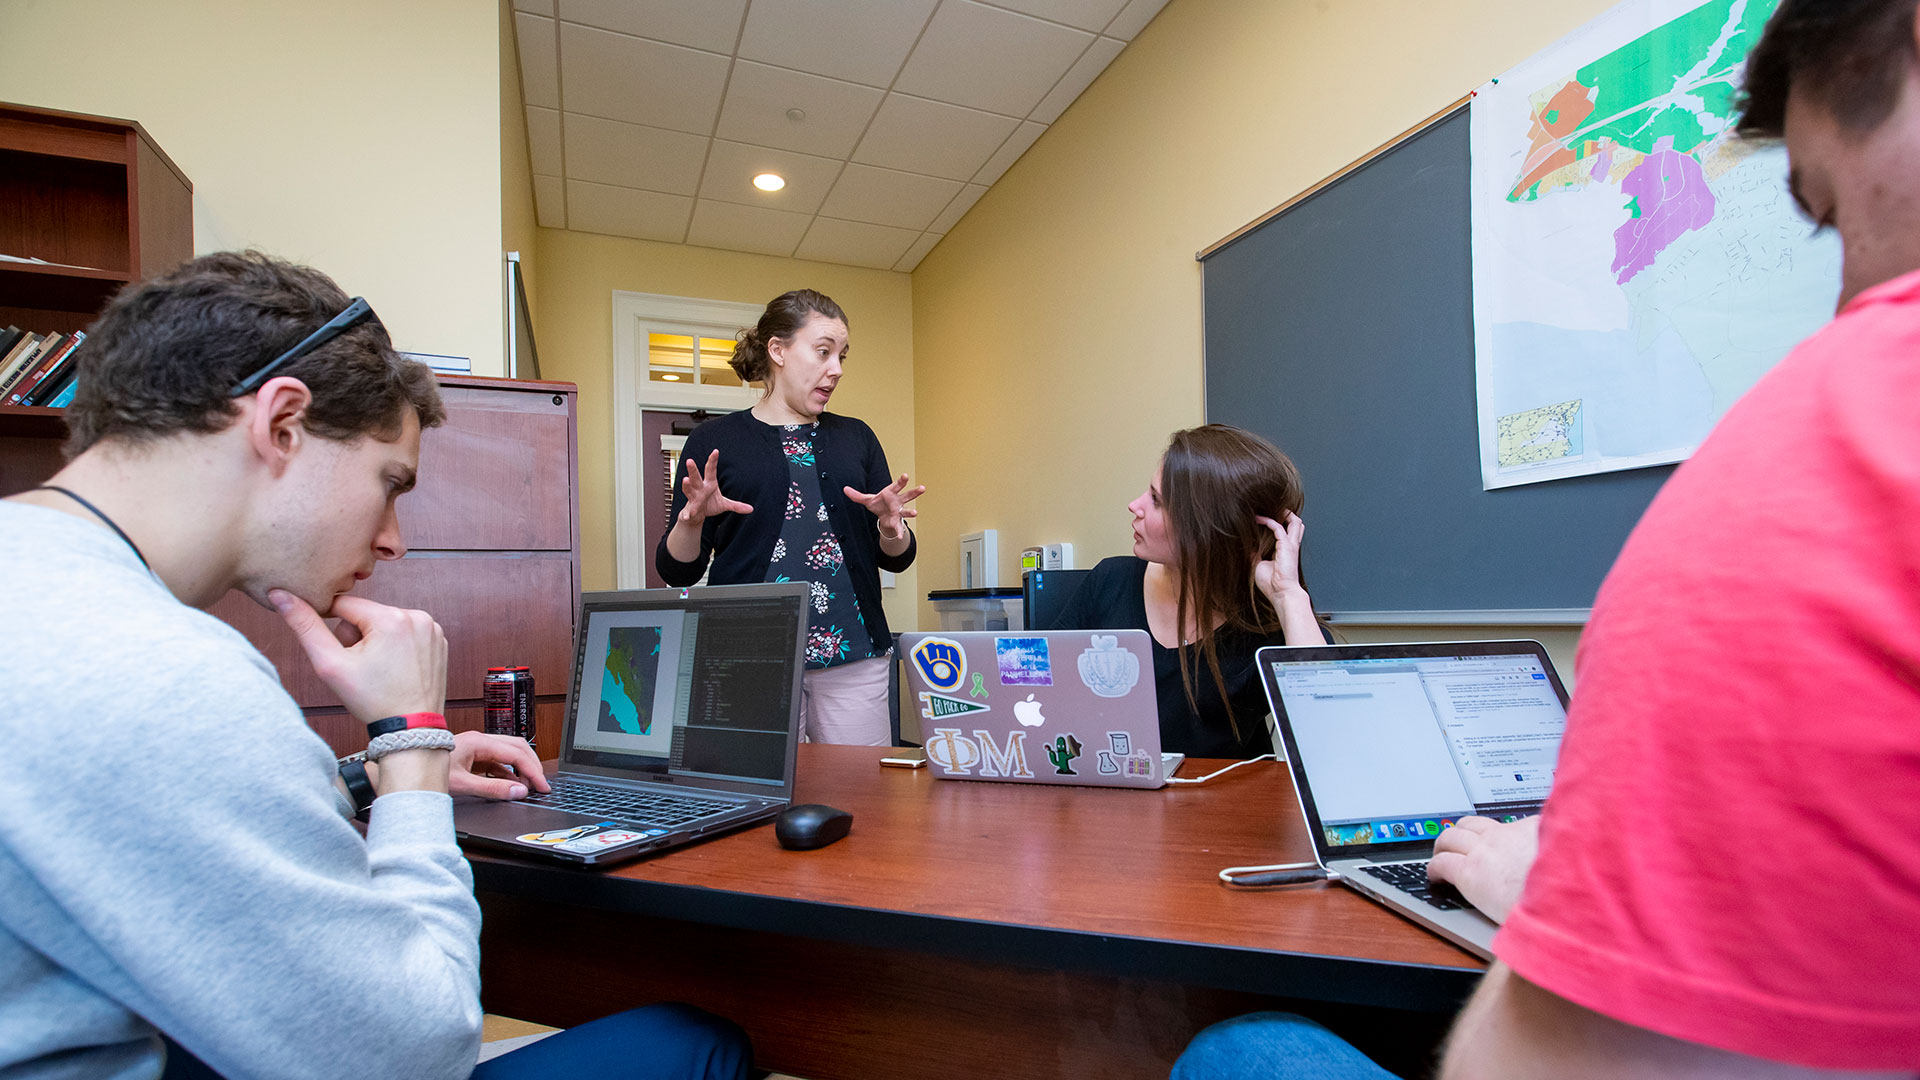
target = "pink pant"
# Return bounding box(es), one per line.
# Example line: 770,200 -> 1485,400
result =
799,651 -> 894,746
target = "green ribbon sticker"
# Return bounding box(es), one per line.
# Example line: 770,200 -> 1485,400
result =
970,671 -> 988,698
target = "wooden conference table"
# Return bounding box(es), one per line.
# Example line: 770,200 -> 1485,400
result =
470,745 -> 1484,1080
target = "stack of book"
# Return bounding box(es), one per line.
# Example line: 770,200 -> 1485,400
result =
0,327 -> 86,407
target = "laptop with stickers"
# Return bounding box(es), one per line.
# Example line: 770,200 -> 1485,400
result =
1256,640 -> 1569,959
453,582 -> 807,867
896,630 -> 1181,789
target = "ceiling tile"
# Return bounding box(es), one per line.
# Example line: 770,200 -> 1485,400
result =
514,0 -> 554,14
526,106 -> 563,175
564,114 -> 708,195
698,140 -> 843,214
534,175 -> 566,228
515,13 -> 560,109
1104,0 -> 1170,40
984,0 -> 1129,32
795,217 -> 920,270
894,1 -> 1092,118
1028,34 -> 1123,122
716,61 -> 886,159
852,94 -> 1018,181
560,22 -> 730,134
973,120 -> 1046,185
687,199 -> 814,258
566,179 -> 693,242
556,0 -> 746,53
737,0 -> 937,88
819,164 -> 962,231
929,183 -> 988,233
894,231 -> 944,272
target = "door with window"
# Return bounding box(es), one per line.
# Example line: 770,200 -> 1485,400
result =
641,409 -> 703,589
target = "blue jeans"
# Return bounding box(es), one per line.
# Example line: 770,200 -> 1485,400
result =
162,1003 -> 751,1080
1171,1012 -> 1398,1080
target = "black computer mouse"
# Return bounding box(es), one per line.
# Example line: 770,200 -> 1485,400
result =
775,803 -> 853,850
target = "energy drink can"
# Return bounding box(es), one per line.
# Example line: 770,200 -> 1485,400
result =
510,666 -> 535,750
484,667 -> 516,738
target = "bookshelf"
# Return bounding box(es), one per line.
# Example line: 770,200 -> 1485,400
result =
0,103 -> 193,439
0,102 -> 193,337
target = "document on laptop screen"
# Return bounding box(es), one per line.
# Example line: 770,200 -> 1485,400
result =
1280,663 -> 1475,824
1277,654 -> 1567,834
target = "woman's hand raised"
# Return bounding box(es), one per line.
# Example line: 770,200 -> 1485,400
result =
843,473 -> 925,542
679,450 -> 753,526
1252,511 -> 1306,601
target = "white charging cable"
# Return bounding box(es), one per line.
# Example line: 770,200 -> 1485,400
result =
1165,753 -> 1276,785
1217,861 -> 1338,887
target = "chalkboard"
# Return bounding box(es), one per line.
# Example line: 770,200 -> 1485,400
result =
1201,107 -> 1672,620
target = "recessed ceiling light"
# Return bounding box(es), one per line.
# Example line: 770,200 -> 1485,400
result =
753,173 -> 786,192
786,108 -> 806,122
662,374 -> 682,381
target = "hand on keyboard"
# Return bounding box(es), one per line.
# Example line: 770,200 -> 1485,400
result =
1425,815 -> 1541,924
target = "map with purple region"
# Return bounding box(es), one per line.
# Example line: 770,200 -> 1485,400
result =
1470,0 -> 1841,490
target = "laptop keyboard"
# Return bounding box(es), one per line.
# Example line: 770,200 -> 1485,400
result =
1356,862 -> 1470,911
524,777 -> 736,829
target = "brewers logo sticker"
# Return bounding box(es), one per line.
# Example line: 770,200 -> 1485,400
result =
911,636 -> 968,693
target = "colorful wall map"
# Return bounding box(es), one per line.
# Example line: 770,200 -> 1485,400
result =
1471,0 -> 1841,489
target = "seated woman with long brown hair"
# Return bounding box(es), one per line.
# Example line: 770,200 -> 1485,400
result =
1049,424 -> 1327,759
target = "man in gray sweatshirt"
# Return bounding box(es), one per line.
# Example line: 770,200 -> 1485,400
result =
0,251 -> 750,1080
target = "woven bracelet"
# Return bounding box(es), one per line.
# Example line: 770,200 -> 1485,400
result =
364,727 -> 457,762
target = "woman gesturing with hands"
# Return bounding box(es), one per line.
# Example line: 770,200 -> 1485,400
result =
663,450 -> 754,563
655,289 -> 920,745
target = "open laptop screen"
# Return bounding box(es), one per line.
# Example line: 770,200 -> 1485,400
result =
1266,645 -> 1568,856
566,588 -> 803,787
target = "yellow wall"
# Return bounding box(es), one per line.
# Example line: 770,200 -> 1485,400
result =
0,0 -> 507,375
532,228 -> 918,630
908,0 -> 1616,665
500,0 -> 538,337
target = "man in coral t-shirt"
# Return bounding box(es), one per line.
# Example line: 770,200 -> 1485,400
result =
1173,2 -> 1920,1077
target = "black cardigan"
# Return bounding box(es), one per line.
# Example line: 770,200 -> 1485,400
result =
654,409 -> 916,647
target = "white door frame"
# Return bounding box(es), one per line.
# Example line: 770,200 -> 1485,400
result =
611,290 -> 764,589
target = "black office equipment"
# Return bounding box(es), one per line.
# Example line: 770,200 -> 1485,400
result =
1199,104 -> 1673,621
1022,568 -> 1091,631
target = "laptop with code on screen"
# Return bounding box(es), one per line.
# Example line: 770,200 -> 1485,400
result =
454,582 -> 807,867
1256,640 -> 1570,958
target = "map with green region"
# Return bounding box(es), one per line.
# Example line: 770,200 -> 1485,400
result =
598,626 -> 663,736
1471,0 -> 1841,489
1496,400 -> 1583,468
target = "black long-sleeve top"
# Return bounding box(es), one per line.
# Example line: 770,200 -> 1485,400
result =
1049,556 -> 1290,759
655,409 -> 916,647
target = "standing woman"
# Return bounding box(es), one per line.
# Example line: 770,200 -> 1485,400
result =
1050,425 -> 1327,759
656,289 -> 922,745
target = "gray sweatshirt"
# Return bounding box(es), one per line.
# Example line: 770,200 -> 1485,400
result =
0,502 -> 484,1079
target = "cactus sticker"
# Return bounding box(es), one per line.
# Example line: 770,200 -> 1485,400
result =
1043,733 -> 1083,775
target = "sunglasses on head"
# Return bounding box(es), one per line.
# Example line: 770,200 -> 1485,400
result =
228,296 -> 378,396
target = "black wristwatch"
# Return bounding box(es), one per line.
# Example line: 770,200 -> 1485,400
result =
338,759 -> 376,818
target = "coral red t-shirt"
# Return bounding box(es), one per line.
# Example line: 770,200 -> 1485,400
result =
1494,269 -> 1920,1070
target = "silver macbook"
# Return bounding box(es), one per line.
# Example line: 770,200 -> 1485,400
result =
454,582 -> 807,867
1257,640 -> 1569,958
897,630 -> 1182,789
